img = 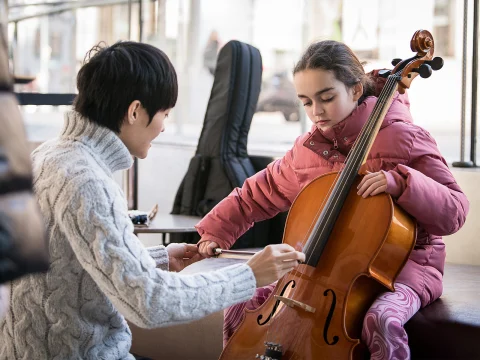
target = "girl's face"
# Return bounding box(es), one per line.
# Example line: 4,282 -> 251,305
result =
294,68 -> 363,132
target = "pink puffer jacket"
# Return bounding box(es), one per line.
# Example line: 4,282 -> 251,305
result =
196,93 -> 469,307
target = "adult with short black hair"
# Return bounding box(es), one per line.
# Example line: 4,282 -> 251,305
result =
0,41 -> 304,360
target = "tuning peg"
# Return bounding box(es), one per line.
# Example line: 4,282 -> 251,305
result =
425,57 -> 444,71
378,69 -> 391,78
391,58 -> 402,66
413,64 -> 432,78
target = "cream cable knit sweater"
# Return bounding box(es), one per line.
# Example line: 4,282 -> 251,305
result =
0,111 -> 256,360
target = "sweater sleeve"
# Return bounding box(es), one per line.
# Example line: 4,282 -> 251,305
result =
56,179 -> 256,329
146,245 -> 169,270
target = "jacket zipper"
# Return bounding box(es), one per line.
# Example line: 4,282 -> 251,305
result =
333,138 -> 338,149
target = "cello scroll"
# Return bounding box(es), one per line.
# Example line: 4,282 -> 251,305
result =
391,29 -> 444,92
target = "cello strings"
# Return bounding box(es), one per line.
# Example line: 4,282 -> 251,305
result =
266,76 -> 397,343
281,75 -> 399,358
265,73 -> 400,350
285,75 -> 398,305
266,76 -> 398,346
304,76 -> 399,266
261,79 -> 391,346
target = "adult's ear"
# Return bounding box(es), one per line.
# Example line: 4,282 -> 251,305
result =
126,100 -> 142,125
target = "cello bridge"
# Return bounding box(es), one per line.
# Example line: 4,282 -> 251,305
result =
274,295 -> 316,313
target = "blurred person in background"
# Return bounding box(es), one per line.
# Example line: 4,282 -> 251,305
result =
203,30 -> 220,75
0,7 -> 50,319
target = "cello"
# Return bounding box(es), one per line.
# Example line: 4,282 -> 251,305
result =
218,29 -> 443,360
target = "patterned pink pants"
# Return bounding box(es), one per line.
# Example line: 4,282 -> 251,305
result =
223,282 -> 421,360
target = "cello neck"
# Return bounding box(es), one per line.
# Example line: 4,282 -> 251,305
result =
303,75 -> 400,265
349,75 -> 400,170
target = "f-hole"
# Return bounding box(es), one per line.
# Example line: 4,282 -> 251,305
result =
323,289 -> 339,345
257,280 -> 295,326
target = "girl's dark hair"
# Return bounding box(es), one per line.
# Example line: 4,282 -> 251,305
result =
293,40 -> 375,97
74,41 -> 178,133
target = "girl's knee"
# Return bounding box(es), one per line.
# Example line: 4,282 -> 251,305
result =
362,308 -> 404,343
362,311 -> 410,360
362,308 -> 379,343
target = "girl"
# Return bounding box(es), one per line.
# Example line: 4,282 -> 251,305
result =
0,41 -> 304,360
196,40 -> 469,359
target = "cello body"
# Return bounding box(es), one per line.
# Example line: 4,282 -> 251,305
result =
219,172 -> 415,360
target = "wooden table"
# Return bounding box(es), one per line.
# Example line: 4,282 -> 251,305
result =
134,214 -> 201,244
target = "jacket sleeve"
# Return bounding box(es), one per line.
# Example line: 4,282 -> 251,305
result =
383,128 -> 469,236
56,179 -> 256,329
196,141 -> 302,249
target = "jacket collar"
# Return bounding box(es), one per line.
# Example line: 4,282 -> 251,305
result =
303,94 -> 411,156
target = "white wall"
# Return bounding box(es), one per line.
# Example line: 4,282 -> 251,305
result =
444,169 -> 480,265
